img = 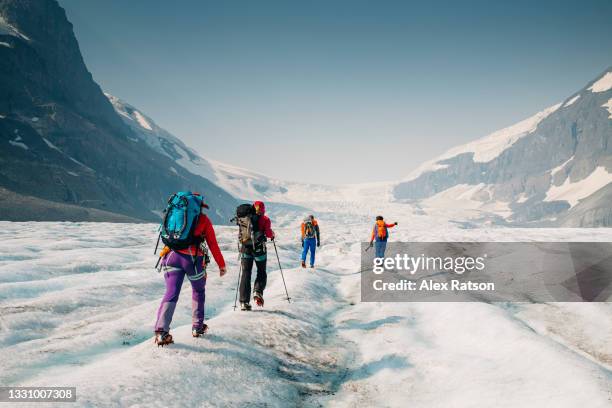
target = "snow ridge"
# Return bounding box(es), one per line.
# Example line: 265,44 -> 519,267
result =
403,103 -> 561,182
588,71 -> 612,93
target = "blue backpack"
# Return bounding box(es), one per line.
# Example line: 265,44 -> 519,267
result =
160,191 -> 204,251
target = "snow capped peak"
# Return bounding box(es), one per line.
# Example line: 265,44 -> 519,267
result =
588,71 -> 612,93
402,102 -> 561,182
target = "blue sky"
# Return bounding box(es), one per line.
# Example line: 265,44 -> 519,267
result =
60,0 -> 612,184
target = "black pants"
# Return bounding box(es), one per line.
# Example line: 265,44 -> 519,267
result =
239,244 -> 267,303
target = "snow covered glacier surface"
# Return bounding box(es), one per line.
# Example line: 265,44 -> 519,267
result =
1,200 -> 611,407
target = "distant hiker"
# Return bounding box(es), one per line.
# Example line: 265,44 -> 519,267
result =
154,192 -> 226,347
301,215 -> 320,268
236,201 -> 275,311
370,215 -> 398,259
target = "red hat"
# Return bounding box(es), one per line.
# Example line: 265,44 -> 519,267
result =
253,201 -> 265,215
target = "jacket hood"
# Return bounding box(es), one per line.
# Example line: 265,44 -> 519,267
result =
253,201 -> 265,215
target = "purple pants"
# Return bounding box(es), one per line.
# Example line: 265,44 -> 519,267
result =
155,251 -> 206,332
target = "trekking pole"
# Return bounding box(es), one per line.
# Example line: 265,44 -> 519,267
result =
365,242 -> 373,252
233,243 -> 243,311
272,239 -> 291,303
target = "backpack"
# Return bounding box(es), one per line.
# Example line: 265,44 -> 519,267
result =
160,192 -> 204,251
376,221 -> 387,240
236,203 -> 256,246
303,219 -> 316,238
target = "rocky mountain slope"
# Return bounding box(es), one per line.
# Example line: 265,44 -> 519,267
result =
106,94 -> 339,205
0,0 -> 237,223
393,68 -> 612,227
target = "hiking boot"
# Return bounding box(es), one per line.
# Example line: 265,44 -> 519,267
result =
301,261 -> 306,268
154,331 -> 174,347
253,292 -> 264,307
240,302 -> 252,311
309,265 -> 315,269
192,324 -> 209,337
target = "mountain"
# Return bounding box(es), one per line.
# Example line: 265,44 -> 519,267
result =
106,94 -> 401,214
106,94 -> 344,205
393,68 -> 612,227
0,0 -> 237,223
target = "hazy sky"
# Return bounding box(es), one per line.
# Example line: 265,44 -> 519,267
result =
59,0 -> 612,184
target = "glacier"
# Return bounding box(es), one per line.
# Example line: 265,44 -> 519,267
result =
1,198 -> 611,407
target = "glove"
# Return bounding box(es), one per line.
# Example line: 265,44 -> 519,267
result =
301,240 -> 304,248
394,222 -> 398,226
219,266 -> 227,277
369,240 -> 373,246
317,241 -> 320,247
159,246 -> 171,258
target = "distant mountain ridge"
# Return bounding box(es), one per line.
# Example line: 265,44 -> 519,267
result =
0,0 -> 237,223
393,68 -> 612,227
106,94 -> 333,204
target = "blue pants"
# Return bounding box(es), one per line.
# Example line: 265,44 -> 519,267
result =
375,241 -> 387,258
301,238 -> 317,266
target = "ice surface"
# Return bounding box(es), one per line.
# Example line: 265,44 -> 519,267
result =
1,198 -> 611,406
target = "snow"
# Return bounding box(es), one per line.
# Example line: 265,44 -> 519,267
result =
563,94 -> 580,107
588,71 -> 612,93
0,15 -> 30,41
550,156 -> 574,177
172,144 -> 218,182
104,93 -> 397,205
0,200 -> 610,406
401,160 -> 450,183
42,137 -> 62,153
42,137 -> 94,172
0,41 -> 11,48
133,110 -> 153,131
545,166 -> 612,207
420,183 -> 512,219
402,103 -> 562,182
31,117 -> 39,122
9,139 -> 28,150
105,93 -> 153,132
515,193 -> 528,203
603,98 -> 612,119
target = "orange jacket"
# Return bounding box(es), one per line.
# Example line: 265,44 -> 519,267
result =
371,220 -> 396,241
